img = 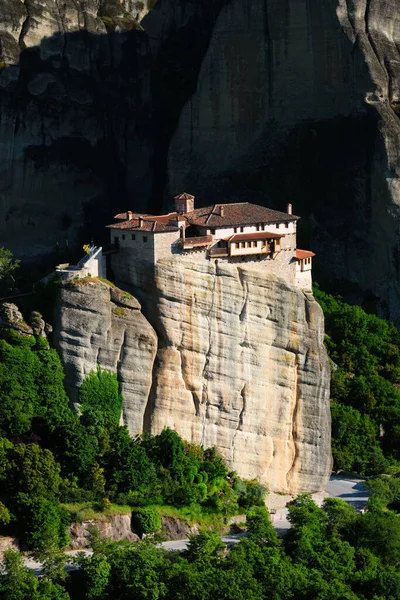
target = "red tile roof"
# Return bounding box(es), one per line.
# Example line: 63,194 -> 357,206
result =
107,213 -> 181,233
185,203 -> 298,228
295,250 -> 315,260
227,231 -> 285,242
108,202 -> 298,233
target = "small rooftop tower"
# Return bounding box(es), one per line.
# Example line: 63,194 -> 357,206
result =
175,192 -> 195,214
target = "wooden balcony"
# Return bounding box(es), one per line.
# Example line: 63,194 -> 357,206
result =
209,247 -> 229,258
182,235 -> 213,249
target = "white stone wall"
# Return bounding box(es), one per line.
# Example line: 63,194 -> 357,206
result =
203,221 -> 296,239
230,239 -> 269,256
111,229 -> 156,264
296,268 -> 313,291
295,259 -> 313,291
154,230 -> 182,263
80,248 -> 106,278
57,247 -> 105,280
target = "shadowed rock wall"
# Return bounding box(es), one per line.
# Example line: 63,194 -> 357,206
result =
2,0 -> 400,317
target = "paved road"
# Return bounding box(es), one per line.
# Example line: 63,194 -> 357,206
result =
325,475 -> 370,511
272,475 -> 369,535
23,476 -> 370,573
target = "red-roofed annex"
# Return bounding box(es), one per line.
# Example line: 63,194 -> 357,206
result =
106,193 -> 315,291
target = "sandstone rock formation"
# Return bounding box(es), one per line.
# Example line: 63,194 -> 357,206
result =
69,514 -> 139,549
0,0 -> 154,261
55,279 -> 157,433
0,302 -> 51,338
2,0 -> 400,317
161,0 -> 400,320
56,262 -> 331,494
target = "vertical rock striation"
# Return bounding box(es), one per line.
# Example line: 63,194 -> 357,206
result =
111,255 -> 332,493
55,279 -> 157,434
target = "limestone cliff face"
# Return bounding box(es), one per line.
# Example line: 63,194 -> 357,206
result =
0,0 -> 154,260
161,0 -> 400,319
56,261 -> 331,494
139,259 -> 330,493
3,0 -> 400,317
55,279 -> 157,433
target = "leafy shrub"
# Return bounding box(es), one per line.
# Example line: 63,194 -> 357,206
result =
79,368 -> 123,427
21,497 -> 70,552
237,478 -> 268,509
132,507 -> 161,535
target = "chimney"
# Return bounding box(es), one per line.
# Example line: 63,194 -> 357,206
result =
219,206 -> 224,217
174,192 -> 195,214
287,203 -> 293,215
138,216 -> 143,228
127,210 -> 133,220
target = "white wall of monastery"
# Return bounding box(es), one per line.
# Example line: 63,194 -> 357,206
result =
56,247 -> 105,280
295,260 -> 313,291
203,221 -> 296,239
154,231 -> 182,263
110,229 -> 156,264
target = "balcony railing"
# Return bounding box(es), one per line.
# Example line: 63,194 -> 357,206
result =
182,235 -> 213,249
209,247 -> 229,258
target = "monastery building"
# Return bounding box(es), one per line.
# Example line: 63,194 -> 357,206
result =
107,193 -> 315,290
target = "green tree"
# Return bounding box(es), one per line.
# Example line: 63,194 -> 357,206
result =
0,549 -> 38,600
246,506 -> 280,546
79,368 -> 123,427
21,498 -> 70,552
79,553 -> 111,600
133,507 -> 161,536
184,529 -> 225,567
0,248 -> 20,281
107,542 -> 167,600
5,444 -> 61,500
101,426 -> 157,498
322,497 -> 358,537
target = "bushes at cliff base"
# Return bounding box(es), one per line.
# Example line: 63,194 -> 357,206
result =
132,507 -> 162,535
314,284 -> 400,473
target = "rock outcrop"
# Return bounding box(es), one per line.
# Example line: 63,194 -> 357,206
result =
56,263 -> 331,494
3,0 -> 400,316
55,279 -> 157,433
161,0 -> 400,319
69,514 -> 139,549
0,303 -> 52,338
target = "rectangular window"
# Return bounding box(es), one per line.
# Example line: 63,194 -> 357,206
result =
210,229 -> 216,235
253,241 -> 257,247
256,224 -> 260,231
240,227 -> 244,233
285,223 -> 289,228
241,242 -> 246,248
261,224 -> 265,231
143,236 -> 148,243
114,236 -> 119,243
122,234 -> 126,240
234,227 -> 237,233
276,224 -> 280,229
131,234 -> 136,241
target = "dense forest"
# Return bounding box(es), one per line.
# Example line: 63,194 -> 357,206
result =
3,485 -> 400,599
0,327 -> 266,556
2,276 -> 400,597
314,285 -> 400,475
